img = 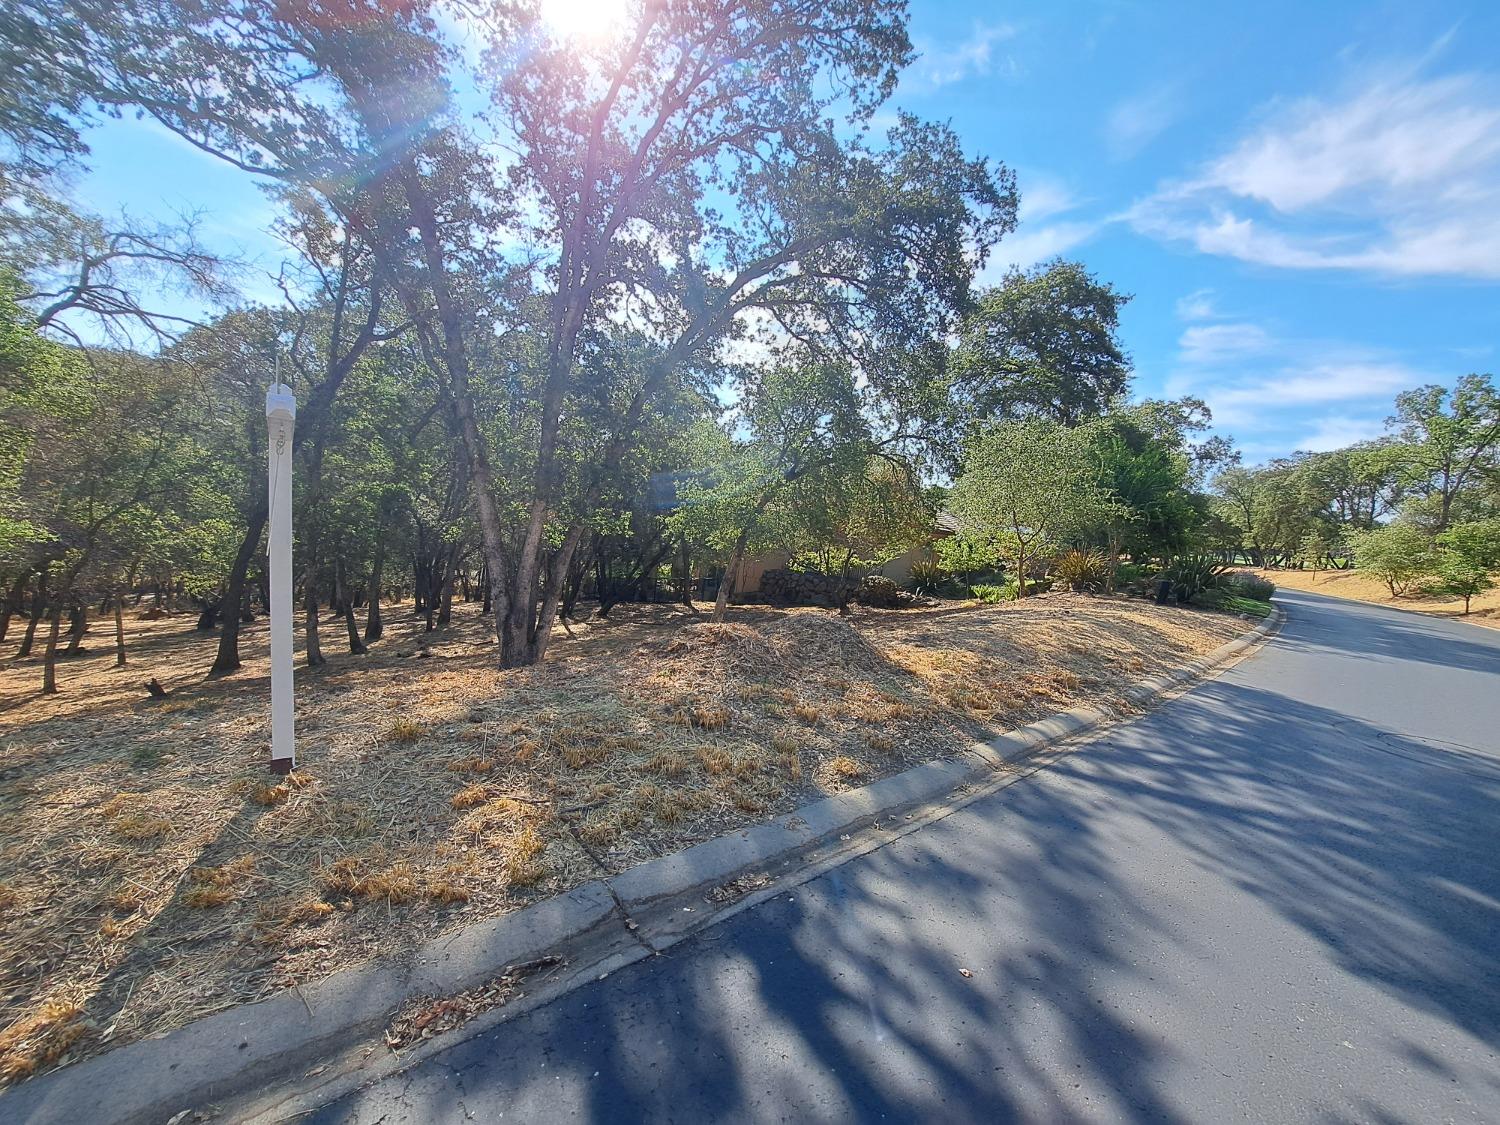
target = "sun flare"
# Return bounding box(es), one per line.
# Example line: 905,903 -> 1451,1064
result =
538,0 -> 630,43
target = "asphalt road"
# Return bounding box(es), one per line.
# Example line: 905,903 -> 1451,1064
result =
306,590 -> 1500,1124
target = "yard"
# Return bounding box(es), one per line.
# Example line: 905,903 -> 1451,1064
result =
0,594 -> 1247,1083
1249,567 -> 1500,629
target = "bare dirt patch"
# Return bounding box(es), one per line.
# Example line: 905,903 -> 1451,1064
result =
0,593 -> 1245,1082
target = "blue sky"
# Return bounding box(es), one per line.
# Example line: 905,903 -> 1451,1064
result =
65,0 -> 1500,464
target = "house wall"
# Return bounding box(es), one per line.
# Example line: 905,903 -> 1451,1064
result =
733,541 -> 941,593
879,543 -> 938,586
733,549 -> 792,593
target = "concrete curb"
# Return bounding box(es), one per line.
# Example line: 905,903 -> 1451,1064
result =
2,603 -> 1284,1125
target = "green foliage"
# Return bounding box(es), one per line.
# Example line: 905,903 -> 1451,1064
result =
1348,524 -> 1439,596
1053,548 -> 1108,592
1436,519 -> 1500,571
948,418 -> 1118,598
1212,459 -> 1328,566
969,583 -> 1008,604
907,558 -> 945,588
951,259 -> 1130,429
0,270 -> 88,563
784,456 -> 932,579
1161,555 -> 1229,603
934,534 -> 999,584
1297,528 -> 1340,570
1426,554 -> 1493,613
1226,572 -> 1276,601
1389,374 -> 1500,531
1200,591 -> 1273,619
1090,412 -> 1201,558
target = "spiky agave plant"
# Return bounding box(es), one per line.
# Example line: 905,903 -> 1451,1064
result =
1161,555 -> 1230,603
1053,549 -> 1109,592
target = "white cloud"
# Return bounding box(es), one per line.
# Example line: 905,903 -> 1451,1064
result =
1178,322 -> 1272,364
985,220 -> 1099,275
1017,174 -> 1076,224
1296,414 -> 1391,451
1207,362 -> 1416,419
978,172 -> 1104,277
1130,68 -> 1500,278
1166,318 -> 1428,436
1106,86 -> 1180,159
1175,289 -> 1218,320
908,23 -> 1017,90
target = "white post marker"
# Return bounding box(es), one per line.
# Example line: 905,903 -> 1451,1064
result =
266,378 -> 297,774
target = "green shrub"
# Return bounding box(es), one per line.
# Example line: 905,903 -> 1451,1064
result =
1201,590 -> 1273,618
1348,524 -> 1438,596
854,574 -> 902,608
1161,554 -> 1229,603
908,559 -> 946,589
1225,572 -> 1275,601
1436,519 -> 1500,570
1053,549 -> 1109,591
1425,553 -> 1494,614
970,583 -> 1008,604
1113,562 -> 1149,586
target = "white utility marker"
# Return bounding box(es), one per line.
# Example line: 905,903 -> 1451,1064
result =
266,380 -> 297,774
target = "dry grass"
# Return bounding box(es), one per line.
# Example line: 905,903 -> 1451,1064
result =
0,592 -> 1244,1084
385,717 -> 425,744
0,997 -> 86,1082
1247,567 -> 1500,629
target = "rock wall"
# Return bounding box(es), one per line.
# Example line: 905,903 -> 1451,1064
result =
760,568 -> 859,607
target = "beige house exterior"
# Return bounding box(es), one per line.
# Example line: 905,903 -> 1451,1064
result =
733,514 -> 956,593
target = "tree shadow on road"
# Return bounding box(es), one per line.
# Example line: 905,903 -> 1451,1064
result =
314,636 -> 1500,1124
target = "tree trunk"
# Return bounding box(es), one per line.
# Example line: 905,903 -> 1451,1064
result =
337,561 -> 367,655
527,526 -> 585,663
114,590 -> 127,667
364,548 -> 385,642
678,535 -> 694,608
41,603 -> 63,694
595,550 -> 614,618
304,582 -> 326,667
425,551 -> 447,632
17,579 -> 46,658
1014,548 -> 1028,599
0,573 -> 25,642
712,528 -> 753,623
386,165 -> 516,659
835,549 -> 856,615
412,552 -> 429,614
65,604 -> 86,655
437,556 -> 454,627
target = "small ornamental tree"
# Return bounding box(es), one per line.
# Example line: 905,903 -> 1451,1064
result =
948,419 -> 1115,598
1436,519 -> 1500,571
1430,554 -> 1492,614
1348,524 -> 1438,596
671,356 -> 874,622
935,533 -> 1000,594
783,457 -> 931,609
